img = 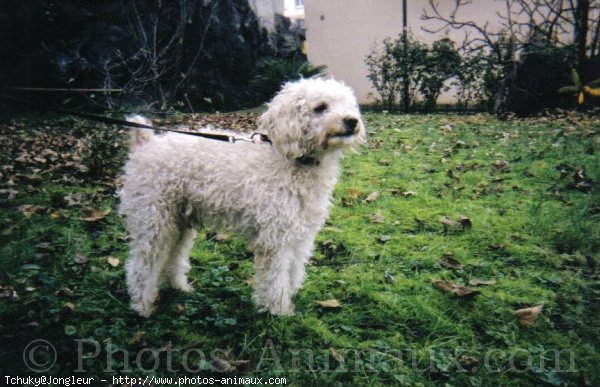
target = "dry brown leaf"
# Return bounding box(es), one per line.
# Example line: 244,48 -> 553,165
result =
401,191 -> 417,197
209,349 -> 249,372
439,252 -> 463,270
214,233 -> 230,241
64,192 -> 85,207
74,253 -> 89,265
468,278 -> 497,286
129,331 -> 147,345
458,215 -> 472,229
0,188 -> 19,200
432,280 -> 479,299
369,212 -> 385,223
107,256 -> 120,267
488,243 -> 506,250
377,235 -> 391,243
363,191 -> 380,203
80,208 -> 110,222
50,210 -> 64,220
330,347 -> 343,363
440,124 -> 453,132
315,299 -> 342,309
515,304 -> 544,327
493,160 -> 510,170
458,355 -> 479,367
174,303 -> 186,313
18,204 -> 44,218
347,188 -> 361,200
378,158 -> 390,166
440,216 -> 461,229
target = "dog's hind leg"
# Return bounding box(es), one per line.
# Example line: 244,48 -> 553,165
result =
124,206 -> 182,317
166,228 -> 197,292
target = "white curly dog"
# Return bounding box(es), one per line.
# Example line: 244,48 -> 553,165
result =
119,78 -> 365,317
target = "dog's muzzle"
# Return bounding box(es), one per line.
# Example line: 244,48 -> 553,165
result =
330,117 -> 359,138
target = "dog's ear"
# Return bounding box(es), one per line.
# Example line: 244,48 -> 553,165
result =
258,89 -> 309,160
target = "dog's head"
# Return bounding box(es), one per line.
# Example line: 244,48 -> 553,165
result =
258,78 -> 366,162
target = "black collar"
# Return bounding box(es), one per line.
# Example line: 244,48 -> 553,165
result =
296,155 -> 320,167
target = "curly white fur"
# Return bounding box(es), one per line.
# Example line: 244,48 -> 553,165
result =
119,78 -> 366,317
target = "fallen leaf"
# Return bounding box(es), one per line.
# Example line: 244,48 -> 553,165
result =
377,235 -> 391,243
320,240 -> 347,259
468,278 -> 497,286
107,256 -> 120,267
493,160 -> 510,171
378,158 -> 390,166
440,216 -> 461,230
18,204 -> 44,218
0,188 -> 18,200
50,210 -> 64,220
369,212 -> 385,223
208,348 -> 249,372
458,355 -> 479,367
447,169 -> 458,179
439,252 -> 463,270
574,168 -> 587,182
570,169 -> 594,192
315,299 -> 342,309
129,331 -> 146,345
74,253 -> 89,265
515,304 -> 544,327
174,303 -> 186,313
214,233 -> 230,241
80,208 -> 110,222
432,280 -> 479,299
384,268 -> 395,283
330,347 -> 343,363
458,215 -> 472,229
440,124 -> 453,132
347,188 -> 361,200
488,243 -> 506,250
64,192 -> 85,207
401,191 -> 417,197
0,285 -> 19,301
363,191 -> 380,203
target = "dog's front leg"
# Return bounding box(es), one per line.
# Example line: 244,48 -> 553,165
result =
252,247 -> 295,316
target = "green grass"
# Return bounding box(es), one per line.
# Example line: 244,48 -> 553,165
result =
0,112 -> 599,386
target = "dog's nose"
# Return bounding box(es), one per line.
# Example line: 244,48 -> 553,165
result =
343,118 -> 358,134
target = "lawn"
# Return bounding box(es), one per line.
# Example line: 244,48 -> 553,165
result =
0,111 -> 599,386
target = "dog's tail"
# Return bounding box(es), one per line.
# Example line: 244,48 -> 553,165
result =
126,114 -> 154,146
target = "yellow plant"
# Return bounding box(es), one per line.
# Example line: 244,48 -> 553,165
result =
558,68 -> 600,104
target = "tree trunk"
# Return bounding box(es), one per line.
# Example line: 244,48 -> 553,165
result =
574,0 -> 590,77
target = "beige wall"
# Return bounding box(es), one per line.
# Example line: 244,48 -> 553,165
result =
305,0 -> 502,105
305,0 -> 404,105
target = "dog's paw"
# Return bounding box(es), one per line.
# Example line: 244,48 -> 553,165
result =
177,282 -> 194,293
131,302 -> 155,318
267,303 -> 295,317
170,278 -> 194,293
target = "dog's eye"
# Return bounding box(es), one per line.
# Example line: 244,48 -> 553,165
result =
313,103 -> 328,114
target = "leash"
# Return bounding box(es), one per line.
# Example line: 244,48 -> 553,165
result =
0,91 -> 271,145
